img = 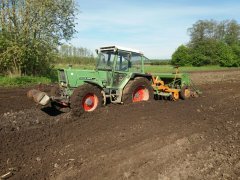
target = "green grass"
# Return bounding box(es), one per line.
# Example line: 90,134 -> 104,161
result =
0,76 -> 52,87
144,65 -> 239,73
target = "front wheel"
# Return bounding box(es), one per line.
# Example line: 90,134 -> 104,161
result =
70,84 -> 103,116
122,77 -> 154,104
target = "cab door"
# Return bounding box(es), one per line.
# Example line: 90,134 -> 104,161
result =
112,51 -> 131,87
96,51 -> 115,87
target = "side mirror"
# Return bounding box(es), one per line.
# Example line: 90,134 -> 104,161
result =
95,49 -> 99,54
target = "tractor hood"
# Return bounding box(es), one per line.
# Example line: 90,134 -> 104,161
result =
58,68 -> 109,88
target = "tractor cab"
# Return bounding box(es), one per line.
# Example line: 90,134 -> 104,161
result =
96,46 -> 145,73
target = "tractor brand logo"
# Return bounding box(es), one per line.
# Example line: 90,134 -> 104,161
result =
79,77 -> 95,80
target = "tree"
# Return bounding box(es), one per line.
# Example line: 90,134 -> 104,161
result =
172,19 -> 240,67
224,20 -> 240,45
58,45 -> 93,58
188,20 -> 218,45
0,0 -> 77,75
171,45 -> 191,66
188,20 -> 240,46
217,42 -> 239,67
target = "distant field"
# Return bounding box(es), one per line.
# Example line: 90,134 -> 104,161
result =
144,65 -> 239,73
55,64 -> 239,73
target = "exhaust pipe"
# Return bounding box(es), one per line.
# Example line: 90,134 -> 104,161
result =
27,89 -> 50,106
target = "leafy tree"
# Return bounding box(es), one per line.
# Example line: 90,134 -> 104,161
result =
231,44 -> 240,58
217,43 -> 239,67
171,45 -> 191,66
191,52 -> 209,67
0,0 -> 77,76
188,19 -> 240,46
188,20 -> 218,45
172,19 -> 240,67
224,20 -> 240,45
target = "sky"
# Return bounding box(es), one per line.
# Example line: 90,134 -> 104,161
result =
69,0 -> 240,59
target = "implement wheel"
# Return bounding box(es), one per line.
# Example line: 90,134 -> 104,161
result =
70,84 -> 103,116
180,86 -> 191,100
170,91 -> 179,101
122,77 -> 154,104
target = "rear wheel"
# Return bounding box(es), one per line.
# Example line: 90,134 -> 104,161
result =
122,77 -> 154,104
70,84 -> 103,116
180,86 -> 191,100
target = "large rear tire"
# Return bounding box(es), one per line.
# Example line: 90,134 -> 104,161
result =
70,84 -> 103,116
122,77 -> 154,104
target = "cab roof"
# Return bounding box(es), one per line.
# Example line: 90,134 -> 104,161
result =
100,45 -> 143,54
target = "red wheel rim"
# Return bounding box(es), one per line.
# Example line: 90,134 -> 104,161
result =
82,93 -> 98,111
133,87 -> 145,102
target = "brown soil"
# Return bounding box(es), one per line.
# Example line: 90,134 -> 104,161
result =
0,70 -> 240,180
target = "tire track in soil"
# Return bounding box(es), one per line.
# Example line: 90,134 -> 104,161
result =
0,71 -> 240,179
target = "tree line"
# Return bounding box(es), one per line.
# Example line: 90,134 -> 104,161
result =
0,0 -> 77,76
57,45 -> 95,65
172,20 -> 240,67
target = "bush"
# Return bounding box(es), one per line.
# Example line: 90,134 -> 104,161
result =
217,43 -> 239,67
0,34 -> 56,76
0,76 -> 52,87
191,52 -> 210,66
171,45 -> 191,66
172,40 -> 240,67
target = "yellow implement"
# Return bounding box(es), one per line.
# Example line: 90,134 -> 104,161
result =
151,76 -> 180,101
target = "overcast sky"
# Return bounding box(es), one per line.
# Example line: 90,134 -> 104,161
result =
70,0 -> 240,59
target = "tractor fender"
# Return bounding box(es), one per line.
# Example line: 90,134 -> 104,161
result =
121,73 -> 152,90
83,80 -> 103,89
130,73 -> 152,81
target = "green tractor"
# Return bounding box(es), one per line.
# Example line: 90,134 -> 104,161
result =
28,45 -> 196,116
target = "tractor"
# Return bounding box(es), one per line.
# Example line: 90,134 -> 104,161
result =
28,45 -> 196,116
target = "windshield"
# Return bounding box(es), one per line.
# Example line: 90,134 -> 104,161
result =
130,53 -> 143,72
97,51 -> 115,70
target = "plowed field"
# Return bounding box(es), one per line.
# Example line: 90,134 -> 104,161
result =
0,70 -> 240,180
